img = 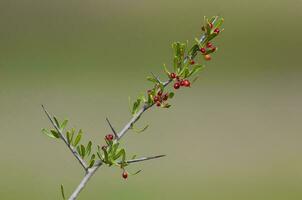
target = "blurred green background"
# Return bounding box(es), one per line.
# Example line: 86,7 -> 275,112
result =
1,0 -> 302,199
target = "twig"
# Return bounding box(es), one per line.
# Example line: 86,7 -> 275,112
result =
42,105 -> 88,170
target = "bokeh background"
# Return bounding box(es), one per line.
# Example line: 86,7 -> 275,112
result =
1,0 -> 302,199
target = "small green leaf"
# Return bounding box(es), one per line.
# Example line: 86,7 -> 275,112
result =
73,130 -> 83,146
101,146 -> 109,163
158,83 -> 164,92
97,152 -> 102,160
146,76 -> 158,84
113,148 -> 126,163
80,145 -> 86,158
66,131 -> 71,144
191,76 -> 199,85
88,159 -> 95,168
132,98 -> 142,115
53,116 -> 61,129
163,64 -> 170,76
162,103 -> 171,108
131,155 -> 137,159
50,129 -> 60,138
60,184 -> 66,200
213,16 -> 224,29
110,143 -> 119,157
86,141 -> 92,156
168,92 -> 174,99
188,65 -> 204,77
76,146 -> 81,155
60,119 -> 68,130
132,124 -> 149,133
41,128 -> 59,139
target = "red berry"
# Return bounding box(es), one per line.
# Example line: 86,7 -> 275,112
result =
200,48 -> 206,54
163,93 -> 168,101
204,54 -> 211,61
214,28 -> 220,34
206,42 -> 212,48
153,96 -> 160,102
157,91 -> 163,96
209,23 -> 213,29
190,60 -> 195,65
122,171 -> 128,179
105,134 -> 114,141
174,82 -> 180,89
180,80 -> 185,86
211,47 -> 217,52
170,73 -> 176,79
183,80 -> 191,87
156,102 -> 161,107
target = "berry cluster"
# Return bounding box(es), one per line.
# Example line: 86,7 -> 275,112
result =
170,73 -> 191,90
199,41 -> 217,61
148,89 -> 170,107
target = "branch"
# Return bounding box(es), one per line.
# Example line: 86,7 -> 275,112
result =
42,105 -> 88,170
68,163 -> 102,200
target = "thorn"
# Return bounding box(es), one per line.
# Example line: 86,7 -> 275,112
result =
106,117 -> 118,139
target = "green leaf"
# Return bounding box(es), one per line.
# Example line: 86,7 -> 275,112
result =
110,143 -> 120,157
188,65 -> 204,77
113,148 -> 126,164
60,119 -> 68,130
53,117 -> 61,129
101,146 -> 109,163
86,141 -> 92,156
146,76 -> 158,84
88,159 -> 95,168
76,146 -> 81,156
168,92 -> 174,99
66,131 -> 71,144
163,64 -> 170,76
80,145 -> 86,158
41,128 -> 59,139
183,67 -> 190,78
132,98 -> 142,115
73,130 -> 83,146
132,124 -> 149,133
158,83 -> 164,92
162,103 -> 171,108
97,152 -> 102,160
213,16 -> 224,29
60,184 -> 66,200
50,129 -> 60,138
172,42 -> 186,73
131,155 -> 137,159
188,44 -> 200,59
191,76 -> 199,85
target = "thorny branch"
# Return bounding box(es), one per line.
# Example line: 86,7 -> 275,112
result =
41,16 -> 224,200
